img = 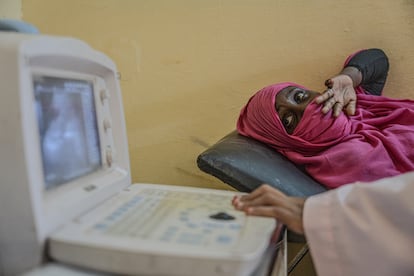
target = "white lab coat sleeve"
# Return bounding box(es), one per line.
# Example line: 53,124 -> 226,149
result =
303,172 -> 414,276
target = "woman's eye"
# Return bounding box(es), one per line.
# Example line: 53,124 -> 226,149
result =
282,114 -> 293,128
294,90 -> 305,103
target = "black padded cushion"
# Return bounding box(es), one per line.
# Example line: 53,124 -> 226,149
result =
197,131 -> 326,197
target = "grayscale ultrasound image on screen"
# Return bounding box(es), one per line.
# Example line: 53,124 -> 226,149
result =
33,76 -> 101,190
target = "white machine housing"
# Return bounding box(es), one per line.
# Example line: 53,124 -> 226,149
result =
0,32 -> 130,275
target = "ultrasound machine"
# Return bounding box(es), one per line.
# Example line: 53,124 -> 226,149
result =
0,29 -> 285,276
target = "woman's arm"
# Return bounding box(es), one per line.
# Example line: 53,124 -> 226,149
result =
344,48 -> 389,95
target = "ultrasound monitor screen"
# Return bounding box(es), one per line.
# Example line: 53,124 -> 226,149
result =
33,76 -> 101,190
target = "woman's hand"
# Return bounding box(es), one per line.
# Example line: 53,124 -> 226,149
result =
315,74 -> 357,117
232,184 -> 306,235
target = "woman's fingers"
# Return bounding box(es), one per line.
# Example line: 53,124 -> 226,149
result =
345,98 -> 356,116
324,79 -> 333,88
317,88 -> 344,115
333,102 -> 344,117
318,75 -> 357,116
318,88 -> 352,116
315,89 -> 334,104
321,96 -> 338,114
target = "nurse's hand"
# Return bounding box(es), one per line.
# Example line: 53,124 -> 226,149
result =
315,74 -> 357,117
232,184 -> 306,235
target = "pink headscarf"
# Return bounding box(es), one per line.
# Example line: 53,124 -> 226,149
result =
237,82 -> 414,188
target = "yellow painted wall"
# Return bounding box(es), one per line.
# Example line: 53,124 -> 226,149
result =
21,0 -> 414,190
0,0 -> 21,18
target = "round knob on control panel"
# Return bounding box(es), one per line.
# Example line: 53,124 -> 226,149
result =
100,89 -> 108,103
106,147 -> 113,167
103,119 -> 111,132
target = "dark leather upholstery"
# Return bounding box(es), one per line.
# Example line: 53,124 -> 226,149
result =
197,131 -> 327,243
197,131 -> 326,197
